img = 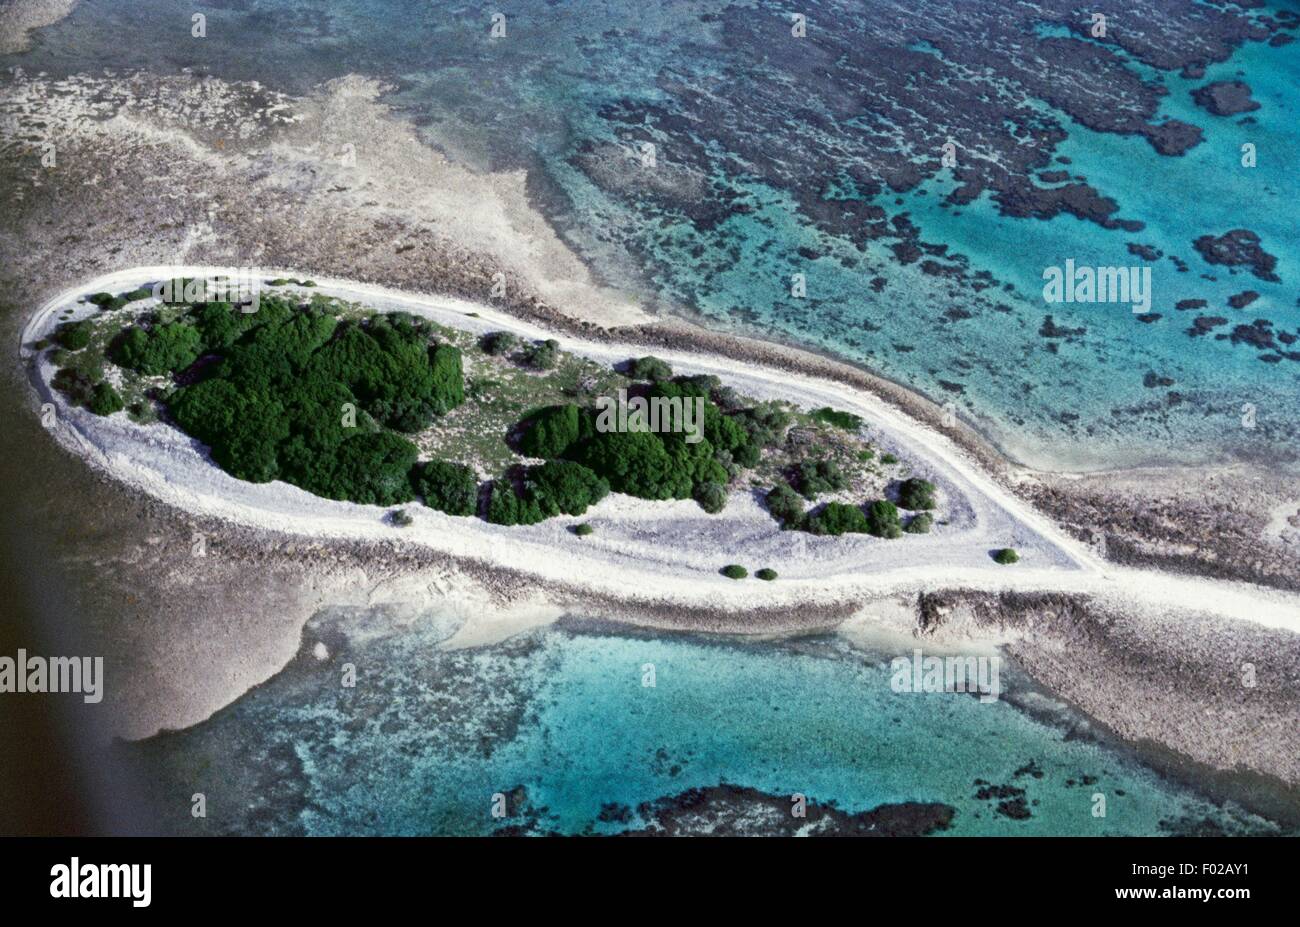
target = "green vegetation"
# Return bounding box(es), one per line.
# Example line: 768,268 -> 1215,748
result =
388,508 -> 415,527
521,338 -> 560,370
993,547 -> 1020,565
755,567 -> 777,581
625,355 -> 674,383
517,403 -> 582,459
111,322 -> 204,376
526,460 -> 609,516
480,331 -> 517,356
795,458 -> 847,499
880,452 -> 899,465
693,480 -> 727,514
86,381 -> 124,417
51,367 -> 122,417
158,296 -> 463,501
810,406 -> 863,431
411,460 -> 479,517
865,499 -> 902,538
806,501 -> 868,536
720,564 -> 748,580
56,320 -> 93,351
904,512 -> 934,534
572,522 -> 594,536
766,482 -> 806,529
898,477 -> 936,510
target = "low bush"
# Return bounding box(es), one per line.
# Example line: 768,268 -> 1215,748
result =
56,320 -> 93,351
518,403 -> 582,459
522,338 -> 560,370
526,459 -> 609,516
480,331 -> 517,356
486,479 -> 548,526
806,501 -> 868,536
898,477 -> 936,510
865,499 -> 902,538
795,458 -> 847,500
572,522 -> 594,536
625,355 -> 674,383
993,548 -> 1020,565
412,460 -> 480,517
693,480 -> 727,514
904,512 -> 933,534
755,568 -> 777,581
810,407 -> 863,430
766,482 -> 806,529
111,322 -> 204,376
86,381 -> 124,416
721,564 -> 747,580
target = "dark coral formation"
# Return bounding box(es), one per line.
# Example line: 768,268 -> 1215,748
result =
1192,229 -> 1281,282
620,785 -> 955,837
1191,80 -> 1262,115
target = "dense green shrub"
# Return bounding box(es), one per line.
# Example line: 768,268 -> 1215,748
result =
755,568 -> 778,581
486,479 -> 548,526
865,499 -> 902,538
388,508 -> 415,527
56,320 -> 93,351
880,453 -> 899,465
86,381 -> 124,416
806,501 -> 868,536
693,480 -> 727,514
111,322 -> 204,376
566,429 -> 691,500
766,482 -> 806,528
625,355 -> 674,383
898,477 -> 936,510
795,458 -> 847,500
993,547 -> 1020,565
736,401 -> 792,449
572,522 -> 594,536
480,331 -> 517,356
51,367 -> 94,406
522,338 -> 560,370
156,301 -> 464,501
412,460 -> 480,516
518,403 -> 581,459
810,407 -> 863,430
88,291 -> 130,311
526,460 -> 609,516
721,564 -> 747,580
904,512 -> 933,534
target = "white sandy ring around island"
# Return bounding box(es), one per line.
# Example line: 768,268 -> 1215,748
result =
20,266 -> 1300,636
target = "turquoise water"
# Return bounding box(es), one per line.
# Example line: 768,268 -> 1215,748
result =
8,0 -> 1300,469
127,608 -> 1286,836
